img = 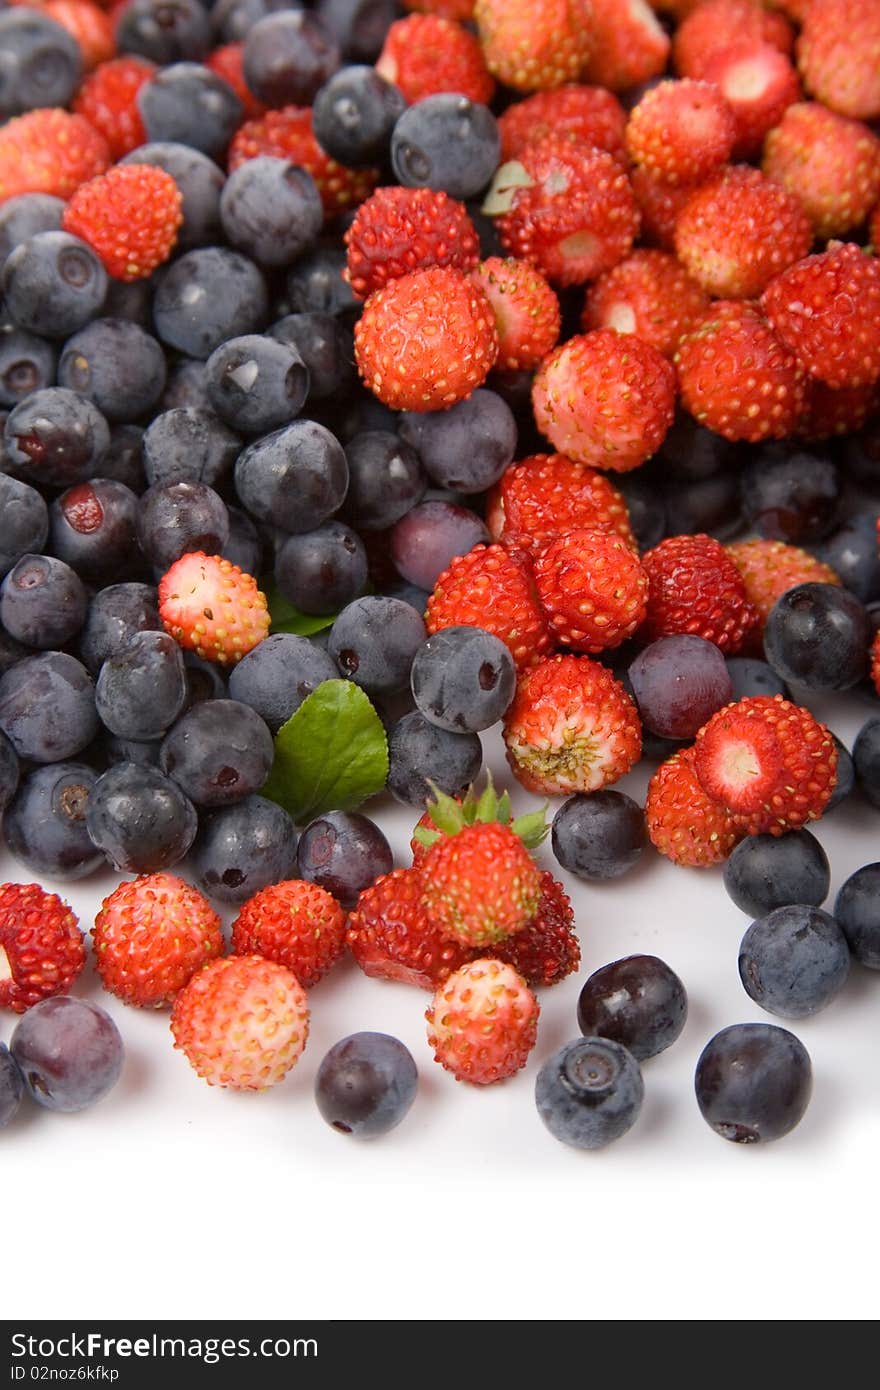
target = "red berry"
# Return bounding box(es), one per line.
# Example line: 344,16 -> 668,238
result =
62,163 -> 183,282
641,533 -> 759,653
376,14 -> 494,105
701,40 -> 801,158
93,873 -> 223,1009
425,957 -> 539,1085
486,452 -> 635,556
0,108 -> 110,202
582,249 -> 709,359
205,42 -> 265,118
582,0 -> 671,93
535,528 -> 649,654
799,378 -> 880,442
630,165 -> 705,251
404,0 -> 475,17
425,542 -> 553,671
474,0 -> 595,92
347,867 -> 472,990
726,539 -> 841,640
72,55 -> 154,159
761,242 -> 880,391
0,883 -> 85,1014
674,0 -> 794,80
645,746 -> 745,868
43,0 -> 115,68
158,551 -> 270,665
871,629 -> 880,697
491,872 -> 580,987
228,106 -> 377,219
626,80 -> 736,187
231,880 -> 346,989
419,822 -> 542,948
471,256 -> 560,371
797,0 -> 880,121
345,187 -> 480,302
497,84 -> 626,164
764,102 -> 880,241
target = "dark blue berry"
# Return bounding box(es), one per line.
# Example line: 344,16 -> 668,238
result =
664,469 -> 743,541
159,697 -> 274,807
1,553 -> 87,649
0,473 -> 48,579
0,629 -> 28,677
296,809 -> 391,909
741,446 -> 841,543
0,193 -> 64,269
398,388 -> 516,494
243,10 -> 339,107
763,581 -> 870,691
78,582 -> 160,676
220,157 -> 323,268
535,1037 -> 644,1150
227,632 -> 336,732
312,65 -> 405,167
234,418 -> 348,531
724,830 -> 830,919
137,61 -> 242,161
738,905 -> 850,1018
99,424 -> 147,493
316,0 -> 396,61
153,247 -> 268,359
843,418 -> 880,490
223,505 -> 263,574
391,95 -> 500,200
182,651 -> 227,709
191,793 -> 298,903
834,863 -> 880,969
329,595 -> 425,695
116,0 -> 211,64
390,500 -> 489,591
853,716 -> 880,808
0,1043 -> 23,1129
826,733 -> 854,812
815,515 -> 880,604
57,318 -> 166,424
0,652 -> 97,763
10,997 -> 124,1114
0,728 -> 19,812
285,246 -> 359,319
102,277 -> 153,328
161,358 -> 210,411
695,1023 -> 811,1143
95,631 -> 187,742
212,0 -> 302,44
99,732 -> 162,768
725,656 -> 788,701
0,326 -> 56,409
2,232 -> 108,340
577,955 -> 687,1061
386,709 -> 481,806
136,480 -> 229,570
274,521 -> 367,615
658,414 -> 740,482
142,406 -> 241,490
4,386 -> 110,488
628,634 -> 732,740
410,624 -> 515,733
122,142 -> 224,249
269,312 -> 355,401
551,789 -> 646,881
3,761 -> 103,880
615,473 -> 665,552
341,430 -> 425,530
49,480 -> 140,583
204,332 -> 308,435
315,1032 -> 417,1138
0,10 -> 82,118
86,760 -> 198,872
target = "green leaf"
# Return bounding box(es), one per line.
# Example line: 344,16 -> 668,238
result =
263,580 -> 337,637
423,781 -> 466,835
261,679 -> 388,823
474,771 -> 499,823
510,806 -> 550,850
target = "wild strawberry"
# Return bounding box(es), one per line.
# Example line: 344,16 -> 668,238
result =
420,821 -> 542,947
228,106 -> 377,219
673,0 -> 794,80
674,167 -> 812,301
404,0 -> 475,17
425,543 -> 552,671
171,955 -> 309,1090
629,166 -> 704,251
36,0 -> 115,67
645,747 -> 745,868
626,81 -> 736,187
488,136 -> 639,287
491,872 -> 579,987
871,629 -> 880,697
799,378 -> 880,442
92,873 -> 223,1009
726,539 -> 841,638
376,14 -> 494,105
535,528 -> 649,654
764,103 -> 880,241
642,533 -> 759,654
0,883 -> 85,1014
582,249 -> 709,359
693,694 -> 838,834
701,41 -> 801,158
487,453 -> 634,557
62,163 -> 182,282
761,243 -> 880,391
158,551 -> 270,665
72,55 -> 154,158
205,42 -> 265,118
532,330 -> 676,472
425,957 -> 539,1084
582,0 -> 671,93
497,84 -> 627,164
797,0 -> 880,121
0,108 -> 110,202
471,257 -> 560,371
345,187 -> 480,302
675,301 -> 807,442
347,867 -> 472,989
354,265 -> 498,412
474,0 -> 595,92
503,653 -> 642,796
231,880 -> 346,989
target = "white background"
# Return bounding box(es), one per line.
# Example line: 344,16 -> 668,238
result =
2,689 -> 879,1322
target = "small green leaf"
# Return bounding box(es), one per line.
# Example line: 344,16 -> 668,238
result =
261,679 -> 388,823
424,781 -> 466,835
510,806 -> 550,849
413,825 -> 441,849
497,790 -> 512,826
474,770 -> 499,823
264,580 -> 337,637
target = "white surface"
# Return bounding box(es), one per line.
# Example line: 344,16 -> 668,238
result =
3,692 -> 879,1324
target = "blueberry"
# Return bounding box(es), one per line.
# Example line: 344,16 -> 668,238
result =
212,0 -> 302,44
86,760 -> 198,872
116,0 -> 211,64
329,595 -> 425,695
102,278 -> 153,328
285,246 -> 359,319
269,312 -> 355,401
738,904 -> 850,1018
99,733 -> 162,768
136,480 -> 230,570
3,761 -> 103,880
0,326 -> 56,409
763,582 -> 870,691
725,656 -> 788,701
0,473 -> 48,579
386,709 -> 481,805
227,632 -> 337,731
0,9 -> 82,118
0,193 -> 65,269
390,500 -> 490,591
628,635 -> 733,740
4,387 -> 110,489
10,997 -> 124,1114
315,1032 -> 417,1138
204,332 -> 309,435
78,582 -> 160,675
274,521 -> 367,615
99,425 -> 147,494
535,1037 -> 644,1150
220,157 -> 323,268
0,728 -> 18,812
694,1023 -> 812,1143
398,389 -> 516,494
2,232 -> 108,340
664,469 -> 744,541
391,95 -> 500,200
243,10 -> 339,107
724,830 -> 830,918
0,1043 -> 23,1128
315,0 -> 396,61
1,554 -> 87,649
410,625 -> 515,733
834,863 -> 880,969
741,446 -> 841,543
234,419 -> 348,532
551,789 -> 646,881
223,505 -> 263,575
57,318 -> 166,423
844,418 -> 880,489
161,358 -> 211,410
191,794 -> 298,903
49,480 -> 140,584
658,414 -> 740,481
341,430 -> 425,531
826,733 -> 854,811
296,809 -> 392,909
137,61 -> 242,161
611,473 -> 663,552
142,406 -> 241,490
0,629 -> 28,678
95,631 -> 187,742
815,516 -> 880,604
853,716 -> 880,808
122,142 -> 225,249
577,956 -> 687,1061
153,247 -> 268,359
0,651 -> 98,762
312,65 -> 405,167
159,697 -> 274,807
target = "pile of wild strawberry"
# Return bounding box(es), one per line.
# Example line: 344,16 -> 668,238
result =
2,0 -> 880,1148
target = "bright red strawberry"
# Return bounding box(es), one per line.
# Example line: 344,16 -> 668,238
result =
425,542 -> 552,671
486,453 -> 635,556
474,0 -> 595,92
799,378 -> 880,442
503,653 -> 642,796
38,0 -> 115,67
497,84 -> 627,164
158,551 -> 270,665
626,80 -> 736,187
582,249 -> 709,359
761,243 -> 880,391
171,955 -> 309,1090
205,42 -> 265,118
231,880 -> 346,989
376,14 -> 494,105
345,187 -> 480,302
764,103 -> 880,240
491,872 -> 579,987
347,867 -> 472,989
354,265 -> 498,412
532,330 -> 676,472
420,821 -> 542,947
0,108 -> 110,202
0,883 -> 85,1013
489,135 -> 639,286
673,0 -> 794,80
62,163 -> 182,281
871,629 -> 880,697
93,873 -> 223,1009
425,957 -> 539,1084
629,165 -> 704,251
535,528 -> 649,654
72,54 -> 154,158
797,0 -> 880,121
404,0 -> 475,16
645,747 -> 745,868
675,301 -> 807,442
674,167 -> 812,301
701,40 -> 801,158
228,106 -> 377,219
726,539 -> 841,638
693,694 -> 838,834
642,533 -> 759,653
471,256 -> 560,371
582,0 -> 671,92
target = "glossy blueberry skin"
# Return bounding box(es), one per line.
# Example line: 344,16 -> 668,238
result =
0,9 -> 82,118
205,333 -> 308,436
2,232 -> 107,340
136,480 -> 230,570
3,761 -> 103,880
227,632 -> 338,731
122,143 -> 225,249
160,698 -> 274,808
816,516 -> 880,604
268,313 -> 355,401
0,729 -> 18,813
274,521 -> 368,616
724,831 -> 830,919
1,553 -> 88,649
725,657 -> 788,701
834,864 -> 880,969
391,94 -> 500,200
740,447 -> 841,544
191,794 -> 299,904
0,193 -> 65,269
57,318 -> 166,424
11,998 -> 124,1114
86,761 -> 198,872
577,955 -> 687,1062
95,631 -> 188,742
658,414 -> 740,482
79,583 -> 160,676
763,582 -> 870,692
386,709 -> 481,806
826,734 -> 855,812
664,469 -> 743,542
628,635 -> 732,740
410,625 -> 515,734
0,652 -> 98,763
0,1043 -> 23,1128
100,425 -> 147,494
234,419 -> 348,533
4,387 -> 110,489
316,1033 -> 417,1138
243,10 -> 340,107
142,407 -> 241,491
138,61 -> 243,162
738,905 -> 850,1019
536,1037 -> 644,1151
329,595 -> 426,696
115,0 -> 212,64
0,474 -> 48,579
49,480 -> 140,584
398,390 -> 517,494
552,790 -> 647,882
341,430 -> 426,531
297,810 -> 392,909
0,326 -> 56,409
390,501 -> 489,593
852,717 -> 880,809
312,64 -> 405,167
285,246 -> 359,319
221,157 -> 323,268
153,247 -> 268,359
316,0 -> 396,62
616,474 -> 665,552
161,359 -> 210,411
213,0 -> 303,44
695,1023 -> 812,1143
